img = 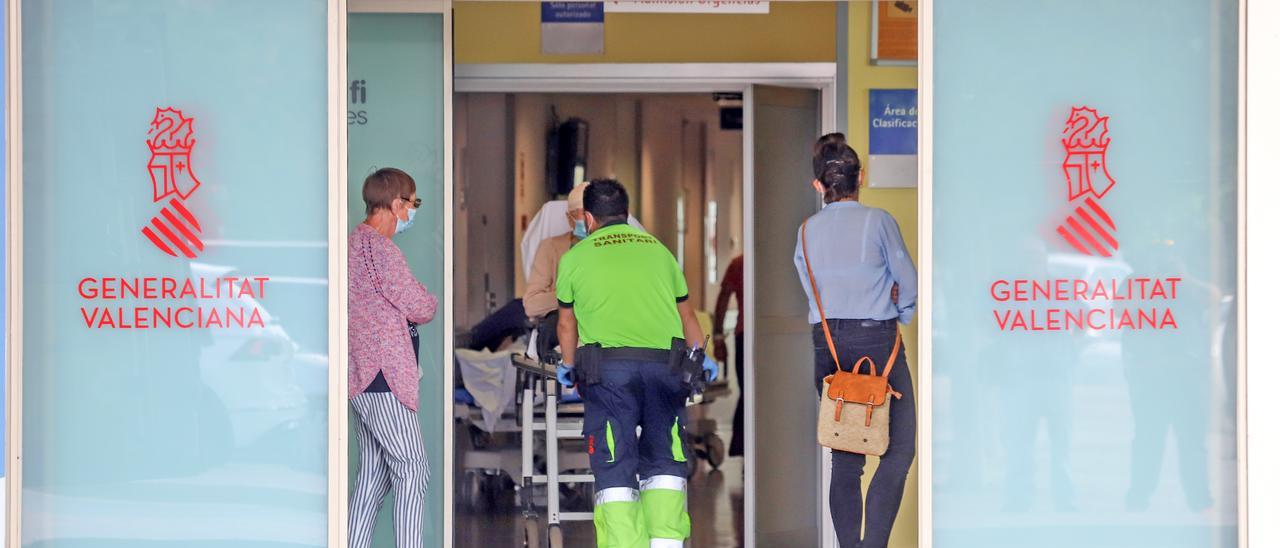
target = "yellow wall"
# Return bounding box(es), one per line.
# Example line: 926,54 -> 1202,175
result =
455,1 -> 836,63
846,4 -> 920,548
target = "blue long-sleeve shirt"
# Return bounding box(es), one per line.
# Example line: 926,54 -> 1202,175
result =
793,201 -> 918,325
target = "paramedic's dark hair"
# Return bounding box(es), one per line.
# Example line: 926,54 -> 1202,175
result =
583,179 -> 629,223
362,167 -> 417,215
812,132 -> 848,178
819,156 -> 861,204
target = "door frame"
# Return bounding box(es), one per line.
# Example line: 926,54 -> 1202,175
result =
342,1 -> 455,547
4,0 -> 22,544
330,1 -> 349,546
456,62 -> 837,548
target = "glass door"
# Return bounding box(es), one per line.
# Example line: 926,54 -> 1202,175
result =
346,4 -> 452,547
926,1 -> 1241,546
16,1 -> 337,546
746,84 -> 823,547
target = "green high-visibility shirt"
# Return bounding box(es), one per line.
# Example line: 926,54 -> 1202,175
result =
556,223 -> 688,350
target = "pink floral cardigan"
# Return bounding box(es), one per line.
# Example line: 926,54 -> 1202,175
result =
348,223 -> 437,410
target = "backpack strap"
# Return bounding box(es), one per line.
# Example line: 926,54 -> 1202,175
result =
882,328 -> 902,379
801,221 -> 854,373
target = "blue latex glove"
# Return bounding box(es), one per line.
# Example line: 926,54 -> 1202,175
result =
701,354 -> 720,383
556,363 -> 576,388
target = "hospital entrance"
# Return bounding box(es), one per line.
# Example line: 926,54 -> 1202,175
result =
451,91 -> 745,547
445,63 -> 832,546
346,3 -> 880,547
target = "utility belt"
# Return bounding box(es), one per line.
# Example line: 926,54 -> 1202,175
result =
575,337 -> 708,393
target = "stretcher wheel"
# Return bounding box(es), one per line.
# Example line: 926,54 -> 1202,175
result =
703,433 -> 726,470
547,525 -> 564,548
463,471 -> 486,511
523,518 -> 541,548
469,424 -> 492,450
559,484 -> 585,510
483,474 -> 509,508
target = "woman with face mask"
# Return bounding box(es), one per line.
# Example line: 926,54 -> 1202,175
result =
348,167 -> 438,548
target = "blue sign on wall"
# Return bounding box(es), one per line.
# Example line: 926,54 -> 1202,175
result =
869,88 -> 918,156
540,1 -> 605,55
541,2 -> 605,23
868,88 -> 918,188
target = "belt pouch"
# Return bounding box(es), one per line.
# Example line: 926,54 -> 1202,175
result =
576,343 -> 604,385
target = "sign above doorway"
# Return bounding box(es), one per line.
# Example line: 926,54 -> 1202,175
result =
541,2 -> 605,55
604,1 -> 769,14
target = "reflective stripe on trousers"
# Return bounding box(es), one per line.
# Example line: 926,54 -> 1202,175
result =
596,487 -> 641,506
639,475 -> 686,493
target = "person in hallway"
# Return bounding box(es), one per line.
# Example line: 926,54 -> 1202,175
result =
524,181 -> 591,320
348,167 -> 439,548
712,254 -> 745,457
555,179 -> 718,548
795,138 -> 917,548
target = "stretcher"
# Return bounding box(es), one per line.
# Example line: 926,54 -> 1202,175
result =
512,353 -> 588,548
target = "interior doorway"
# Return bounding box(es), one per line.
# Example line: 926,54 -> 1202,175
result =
449,64 -> 836,548
452,91 -> 745,547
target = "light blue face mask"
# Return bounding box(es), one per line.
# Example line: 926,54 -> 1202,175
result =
572,219 -> 588,239
395,207 -> 417,235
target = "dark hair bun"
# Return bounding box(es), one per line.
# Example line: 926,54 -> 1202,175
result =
820,158 -> 860,201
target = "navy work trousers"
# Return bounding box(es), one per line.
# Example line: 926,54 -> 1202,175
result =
813,319 -> 917,548
581,359 -> 690,490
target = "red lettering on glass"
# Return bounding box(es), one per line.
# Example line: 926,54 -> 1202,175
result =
76,276 -> 272,330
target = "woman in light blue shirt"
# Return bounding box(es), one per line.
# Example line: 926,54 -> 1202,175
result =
793,136 -> 917,548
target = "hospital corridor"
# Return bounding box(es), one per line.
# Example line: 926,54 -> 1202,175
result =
450,92 -> 747,547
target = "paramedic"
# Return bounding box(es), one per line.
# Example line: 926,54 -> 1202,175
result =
795,139 -> 917,548
348,167 -> 438,548
555,179 -> 717,548
524,181 -> 591,319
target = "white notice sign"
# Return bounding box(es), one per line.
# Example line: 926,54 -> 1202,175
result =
604,1 -> 769,14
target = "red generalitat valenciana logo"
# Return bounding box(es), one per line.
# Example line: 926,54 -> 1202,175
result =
982,106 -> 1181,333
142,107 -> 205,259
1056,106 -> 1120,257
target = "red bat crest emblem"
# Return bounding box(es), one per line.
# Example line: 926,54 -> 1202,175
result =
1055,106 -> 1120,257
141,107 -> 205,258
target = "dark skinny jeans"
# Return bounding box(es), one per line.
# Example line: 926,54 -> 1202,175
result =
813,319 -> 916,548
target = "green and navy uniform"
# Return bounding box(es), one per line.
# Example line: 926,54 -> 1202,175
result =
557,222 -> 692,548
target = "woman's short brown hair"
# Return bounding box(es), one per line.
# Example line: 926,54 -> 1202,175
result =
362,167 -> 417,215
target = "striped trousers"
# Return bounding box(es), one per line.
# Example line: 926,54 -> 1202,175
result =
349,392 -> 430,548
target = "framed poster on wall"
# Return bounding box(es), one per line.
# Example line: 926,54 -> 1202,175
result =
872,0 -> 918,65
